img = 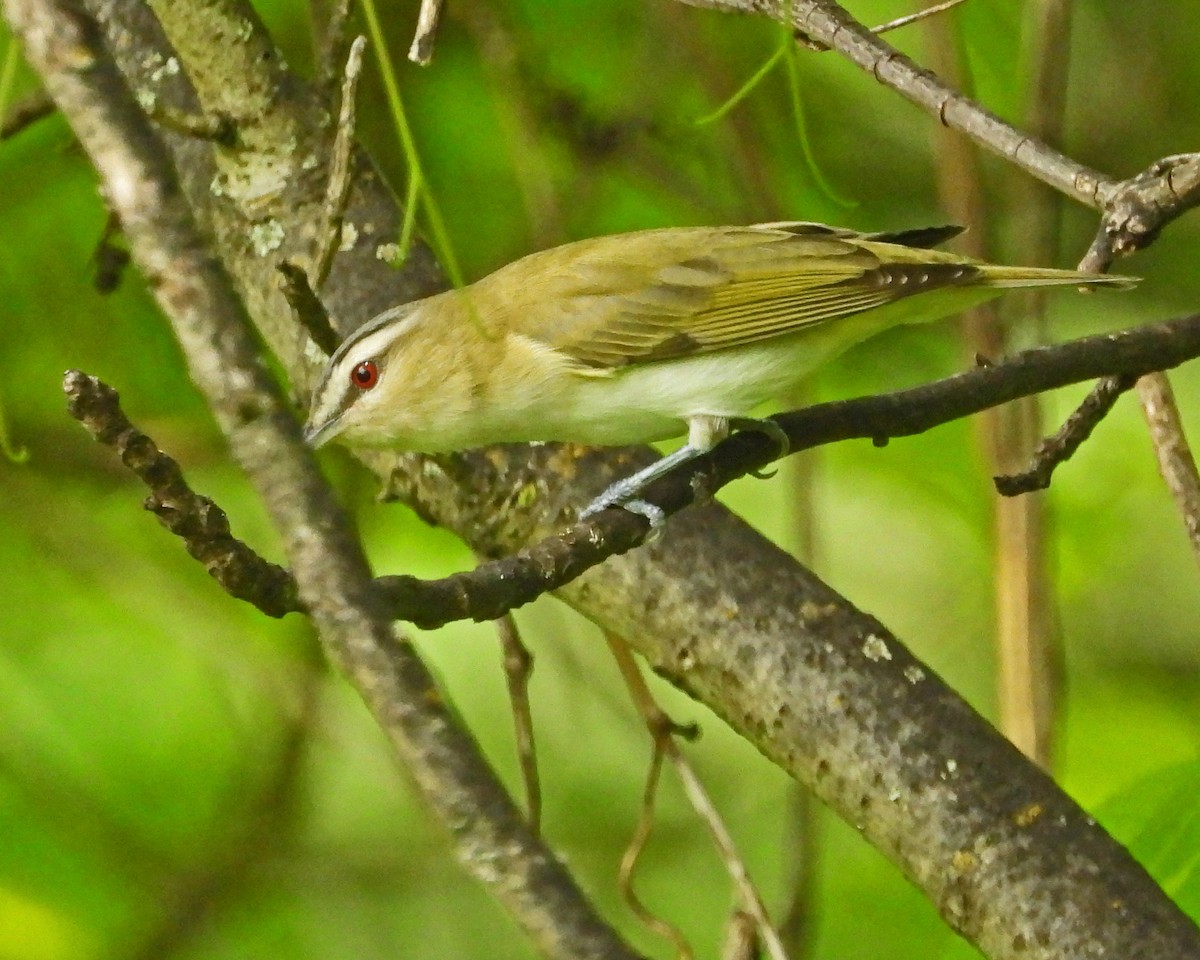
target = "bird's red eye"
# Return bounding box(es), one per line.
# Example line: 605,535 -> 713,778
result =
350,360 -> 379,390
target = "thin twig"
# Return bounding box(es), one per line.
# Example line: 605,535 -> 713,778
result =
1079,154 -> 1200,272
374,311 -> 1200,626
1135,373 -> 1200,567
314,0 -> 353,89
1073,155 -> 1200,576
63,369 -> 300,617
797,0 -> 968,51
988,0 -> 1075,770
494,613 -> 542,838
721,912 -> 760,960
605,632 -> 788,960
314,34 -> 366,288
674,0 -> 1112,206
277,260 -> 340,357
618,730 -> 695,960
91,210 -> 130,293
68,311 -> 1200,631
871,0 -> 967,35
408,0 -> 446,66
995,374 -> 1138,495
779,387 -> 819,960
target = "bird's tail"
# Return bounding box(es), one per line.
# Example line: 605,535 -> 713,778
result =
980,265 -> 1138,290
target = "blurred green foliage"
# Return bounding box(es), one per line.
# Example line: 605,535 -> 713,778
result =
1,1 -> 1199,958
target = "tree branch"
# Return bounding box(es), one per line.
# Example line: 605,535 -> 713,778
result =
63,369 -> 299,617
5,2 -> 637,957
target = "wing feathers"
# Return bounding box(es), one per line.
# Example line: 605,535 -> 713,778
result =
559,257 -> 978,369
496,223 -> 1003,371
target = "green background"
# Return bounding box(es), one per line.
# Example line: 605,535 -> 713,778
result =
2,1 -> 1199,957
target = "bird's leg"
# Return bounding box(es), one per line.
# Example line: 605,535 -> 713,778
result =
580,415 -> 763,527
580,416 -> 730,524
729,416 -> 790,479
579,443 -> 707,525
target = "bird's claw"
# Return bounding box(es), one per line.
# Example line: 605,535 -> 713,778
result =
730,416 -> 790,458
580,493 -> 667,535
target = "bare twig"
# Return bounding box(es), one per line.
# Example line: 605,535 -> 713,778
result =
1135,373 -> 1200,566
870,0 -> 967,35
494,613 -> 542,837
674,0 -> 1112,205
1074,156 -> 1200,574
314,0 -> 353,88
91,210 -> 130,293
1080,154 -> 1200,272
408,0 -> 446,65
64,311 -> 1200,635
313,34 -> 366,288
721,912 -> 760,960
779,388 -> 819,960
796,0 -> 967,50
618,729 -> 695,960
277,260 -> 340,357
995,374 -> 1138,495
989,0 -> 1075,770
63,369 -> 300,617
605,632 -> 788,960
374,311 -> 1200,626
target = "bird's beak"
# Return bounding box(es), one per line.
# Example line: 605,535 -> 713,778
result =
302,415 -> 340,449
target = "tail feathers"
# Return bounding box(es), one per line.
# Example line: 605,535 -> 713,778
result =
982,266 -> 1138,290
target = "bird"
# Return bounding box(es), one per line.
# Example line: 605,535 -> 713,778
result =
303,220 -> 1134,523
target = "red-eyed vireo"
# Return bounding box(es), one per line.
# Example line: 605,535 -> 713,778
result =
303,221 -> 1134,521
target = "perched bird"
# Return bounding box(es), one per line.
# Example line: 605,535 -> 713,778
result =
304,221 -> 1133,521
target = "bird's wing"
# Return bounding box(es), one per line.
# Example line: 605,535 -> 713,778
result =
494,224 -> 978,372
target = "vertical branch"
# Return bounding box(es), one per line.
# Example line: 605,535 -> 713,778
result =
926,0 -> 1064,768
988,0 -> 1077,768
779,397 -> 820,960
495,612 -> 543,837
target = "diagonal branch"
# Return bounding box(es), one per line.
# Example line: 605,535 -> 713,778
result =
4,2 -> 637,957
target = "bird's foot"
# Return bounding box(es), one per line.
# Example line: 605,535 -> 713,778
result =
580,486 -> 667,527
579,445 -> 706,531
730,417 -> 790,478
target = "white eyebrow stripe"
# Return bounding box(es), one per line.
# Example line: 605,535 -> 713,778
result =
328,304 -> 423,368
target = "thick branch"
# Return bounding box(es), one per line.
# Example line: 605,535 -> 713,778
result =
5,2 -> 636,957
